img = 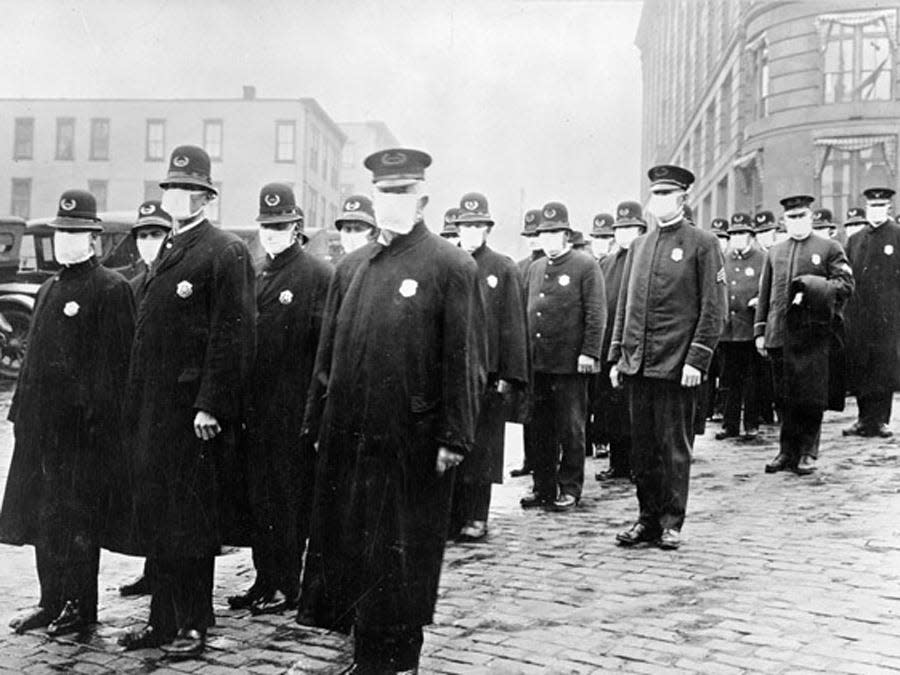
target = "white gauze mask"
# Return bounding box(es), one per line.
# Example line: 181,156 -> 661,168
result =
161,188 -> 205,222
259,226 -> 295,257
54,232 -> 94,265
373,190 -> 421,235
340,230 -> 370,254
458,226 -> 487,253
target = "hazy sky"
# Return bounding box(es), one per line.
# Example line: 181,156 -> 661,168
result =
2,0 -> 644,255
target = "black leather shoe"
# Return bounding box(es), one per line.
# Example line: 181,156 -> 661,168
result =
794,455 -> 817,476
547,493 -> 578,512
46,600 -> 90,636
457,521 -> 488,542
227,584 -> 265,610
161,629 -> 204,658
118,624 -> 171,650
843,421 -> 865,437
9,607 -> 53,634
119,574 -> 150,597
873,424 -> 894,438
658,529 -> 681,550
520,491 -> 550,509
616,522 -> 660,546
715,428 -> 740,440
510,466 -> 532,478
250,590 -> 296,616
765,453 -> 791,473
595,468 -> 629,481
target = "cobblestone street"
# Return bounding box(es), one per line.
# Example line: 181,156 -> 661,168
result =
0,380 -> 898,674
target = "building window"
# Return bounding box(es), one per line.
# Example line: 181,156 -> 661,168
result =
817,135 -> 897,220
820,11 -> 895,103
704,104 -> 716,170
56,118 -> 75,160
330,146 -> 340,188
275,121 -> 295,162
206,182 -> 222,223
309,126 -> 320,172
749,39 -> 770,119
88,180 -> 108,212
307,186 -> 318,227
90,118 -> 110,160
719,74 -> 732,152
144,180 -> 162,202
10,179 -> 31,219
14,118 -> 34,160
203,119 -> 223,161
693,127 -> 702,174
146,119 -> 166,161
716,174 -> 729,217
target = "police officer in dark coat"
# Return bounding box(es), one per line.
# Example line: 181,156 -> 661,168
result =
700,217 -> 731,428
752,211 -> 778,425
226,184 -> 333,616
516,209 -> 545,278
755,195 -> 854,476
297,149 -> 485,674
595,202 -> 646,481
1,190 -> 135,635
521,202 -> 606,512
440,207 -> 461,245
844,206 -> 867,240
587,213 -> 616,458
715,213 -> 766,441
610,166 -> 727,550
119,146 -> 255,656
337,195 -> 378,255
449,193 -> 529,542
844,187 -> 900,438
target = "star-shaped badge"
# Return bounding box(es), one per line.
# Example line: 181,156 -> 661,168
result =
279,289 -> 294,305
486,274 -> 498,288
558,274 -> 571,287
176,280 -> 194,299
63,301 -> 80,317
399,279 -> 418,298
671,248 -> 684,262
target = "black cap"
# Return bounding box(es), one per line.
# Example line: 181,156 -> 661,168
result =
570,231 -> 586,247
613,201 -> 646,228
812,208 -> 833,229
754,211 -> 776,232
780,195 -> 815,210
133,200 -> 173,232
257,183 -> 303,225
863,187 -> 895,200
536,202 -> 570,232
648,165 -> 695,190
845,206 -> 867,225
455,192 -> 494,225
335,195 -> 376,230
521,209 -> 541,236
364,148 -> 432,184
728,213 -> 753,234
441,207 -> 460,236
591,213 -> 615,237
710,218 -> 730,238
51,189 -> 102,230
160,145 -> 217,195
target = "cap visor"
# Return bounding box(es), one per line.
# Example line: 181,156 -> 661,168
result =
160,177 -> 218,196
50,217 -> 102,230
256,213 -> 302,225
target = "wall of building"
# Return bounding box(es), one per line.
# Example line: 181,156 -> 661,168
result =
339,121 -> 401,199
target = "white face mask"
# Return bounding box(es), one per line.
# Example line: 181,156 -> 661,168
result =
538,231 -> 568,258
812,228 -> 830,239
54,231 -> 94,265
590,237 -> 612,258
730,233 -> 751,251
259,226 -> 295,257
718,236 -> 730,252
444,235 -> 460,247
756,230 -> 776,249
846,224 -> 865,238
774,231 -> 789,244
647,191 -> 683,222
340,229 -> 370,254
785,212 -> 813,240
614,227 -> 641,250
458,226 -> 487,253
372,191 -> 421,235
867,204 -> 889,225
136,236 -> 166,265
161,188 -> 206,222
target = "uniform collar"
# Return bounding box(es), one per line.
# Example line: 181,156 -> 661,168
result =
371,220 -> 429,259
263,241 -> 301,273
657,217 -> 685,232
531,250 -> 545,261
546,248 -> 573,265
471,242 -> 489,259
57,255 -> 99,280
169,219 -> 210,250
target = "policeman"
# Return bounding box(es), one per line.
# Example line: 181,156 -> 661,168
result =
450,193 -> 528,541
750,211 -> 779,426
228,184 -> 333,616
595,201 -> 646,481
711,217 -> 730,252
522,201 -> 606,511
812,208 -> 835,240
587,212 -> 616,458
774,217 -> 789,245
297,149 -> 484,673
120,146 -> 255,656
1,190 -> 135,635
570,230 -> 588,252
844,187 -> 900,439
589,213 -> 615,262
755,195 -> 854,475
336,194 -> 378,254
715,213 -> 765,441
844,207 -> 867,240
441,207 -> 461,246
610,165 -> 727,550
753,211 -> 776,251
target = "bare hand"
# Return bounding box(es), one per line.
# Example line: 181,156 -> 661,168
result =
609,365 -> 622,389
577,354 -> 597,374
194,410 -> 221,441
748,297 -> 758,308
681,364 -> 702,388
436,446 -> 463,476
792,291 -> 804,306
755,335 -> 767,358
496,379 -> 510,395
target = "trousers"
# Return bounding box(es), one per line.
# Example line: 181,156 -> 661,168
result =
531,373 -> 588,500
857,390 -> 893,431
149,555 -> 214,639
720,341 -> 760,433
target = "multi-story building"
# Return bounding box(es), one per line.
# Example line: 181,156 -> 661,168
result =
339,121 -> 401,198
636,1 -> 900,226
0,86 -> 345,232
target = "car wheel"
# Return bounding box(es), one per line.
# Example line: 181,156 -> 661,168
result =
0,305 -> 31,379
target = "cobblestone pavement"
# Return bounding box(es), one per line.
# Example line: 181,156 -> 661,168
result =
0,379 -> 899,674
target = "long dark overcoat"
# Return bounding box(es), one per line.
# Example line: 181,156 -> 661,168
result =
844,220 -> 900,396
124,221 -> 255,558
299,223 -> 485,634
0,258 -> 135,552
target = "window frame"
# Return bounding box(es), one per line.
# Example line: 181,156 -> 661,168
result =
13,118 -> 34,160
203,118 -> 223,161
275,120 -> 296,163
10,178 -> 31,219
90,118 -> 110,161
145,119 -> 166,162
55,117 -> 75,161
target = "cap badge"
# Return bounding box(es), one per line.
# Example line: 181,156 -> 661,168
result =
525,213 -> 535,223
811,254 -> 821,265
176,280 -> 194,299
399,278 -> 418,298
139,204 -> 155,215
671,247 -> 684,262
63,301 -> 80,317
885,244 -> 894,256
545,208 -> 557,219
618,208 -> 628,216
279,289 -> 294,305
464,199 -> 479,211
381,151 -> 407,166
345,200 -> 360,211
756,215 -> 764,222
264,193 -> 281,207
558,274 -> 571,287
173,155 -> 190,168
486,274 -> 498,289
60,198 -> 77,212
656,167 -> 669,177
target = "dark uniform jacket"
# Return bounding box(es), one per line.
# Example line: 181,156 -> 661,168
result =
124,220 -> 256,558
844,220 -> 900,395
610,219 -> 727,379
754,235 -> 854,349
526,248 -> 606,373
299,222 -> 485,633
0,258 -> 135,549
720,245 -> 766,342
599,248 -> 628,363
517,250 -> 544,279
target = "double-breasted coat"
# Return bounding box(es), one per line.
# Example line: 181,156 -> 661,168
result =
124,221 -> 256,558
299,222 -> 485,633
720,246 -> 765,343
844,220 -> 900,396
0,258 -> 135,553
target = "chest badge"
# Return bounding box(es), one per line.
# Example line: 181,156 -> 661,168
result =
63,301 -> 80,317
558,274 -> 571,287
176,280 -> 194,299
811,253 -> 821,265
279,289 -> 294,305
671,247 -> 684,262
486,274 -> 498,289
399,279 -> 418,298
885,244 -> 894,256
745,267 -> 755,277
